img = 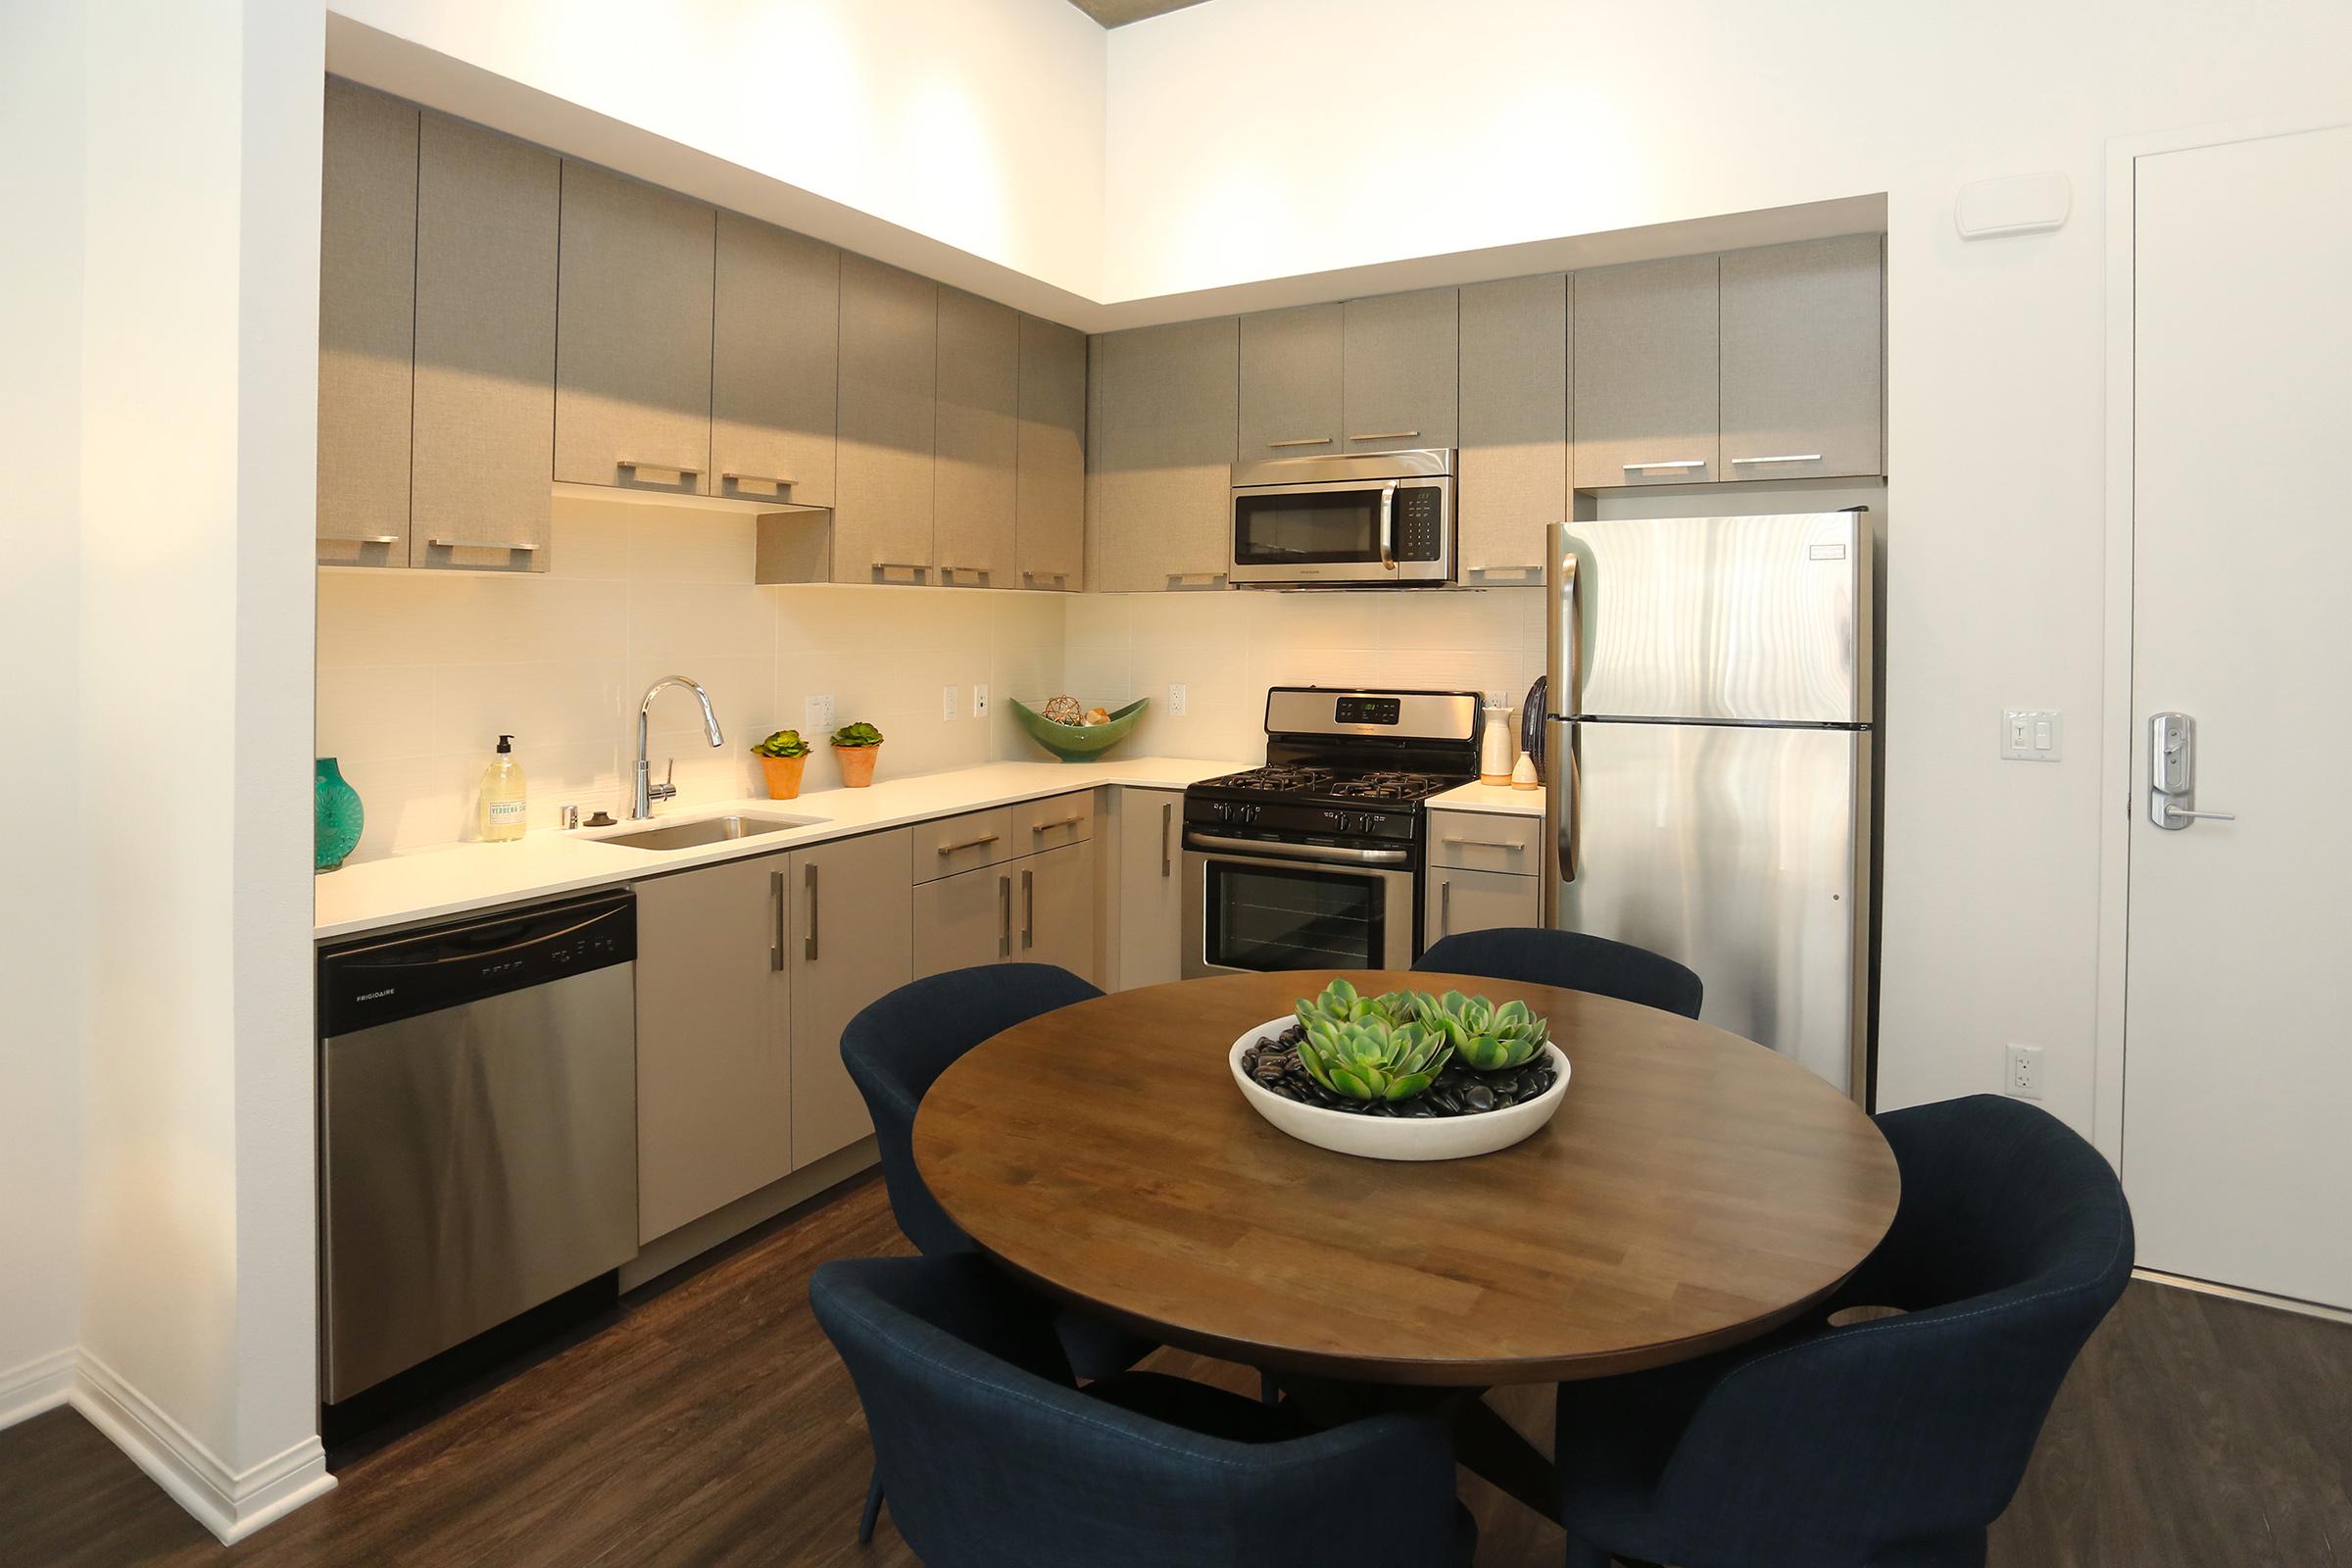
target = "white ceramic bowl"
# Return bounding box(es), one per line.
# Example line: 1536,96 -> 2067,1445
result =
1228,1016 -> 1571,1162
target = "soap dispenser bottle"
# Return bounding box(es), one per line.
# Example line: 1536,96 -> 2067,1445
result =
480,734 -> 527,843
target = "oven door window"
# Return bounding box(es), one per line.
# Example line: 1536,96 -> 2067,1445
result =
1233,488 -> 1382,565
1204,859 -> 1387,971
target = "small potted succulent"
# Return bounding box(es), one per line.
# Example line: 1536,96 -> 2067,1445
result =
752,729 -> 811,800
830,720 -> 885,788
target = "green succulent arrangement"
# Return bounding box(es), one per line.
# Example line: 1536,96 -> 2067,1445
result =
1286,977 -> 1552,1105
830,721 -> 885,749
752,729 -> 810,759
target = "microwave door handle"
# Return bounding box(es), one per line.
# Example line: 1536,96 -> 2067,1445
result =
1378,481 -> 1398,572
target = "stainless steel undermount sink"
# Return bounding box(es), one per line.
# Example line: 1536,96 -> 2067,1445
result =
587,813 -> 823,852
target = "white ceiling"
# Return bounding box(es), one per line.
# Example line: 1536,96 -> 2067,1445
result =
1065,0 -> 1210,26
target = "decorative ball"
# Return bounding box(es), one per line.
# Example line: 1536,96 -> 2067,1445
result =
1042,694 -> 1083,726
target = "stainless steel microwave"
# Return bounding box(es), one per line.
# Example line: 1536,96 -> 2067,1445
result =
1228,448 -> 1456,588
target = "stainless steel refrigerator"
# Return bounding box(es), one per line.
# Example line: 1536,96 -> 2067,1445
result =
1541,513 -> 1873,1097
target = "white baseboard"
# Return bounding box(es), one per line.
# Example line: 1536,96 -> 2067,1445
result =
2135,1267 -> 2352,1327
0,1346 -> 77,1431
68,1348 -> 336,1544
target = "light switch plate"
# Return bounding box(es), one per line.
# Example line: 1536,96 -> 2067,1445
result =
2000,709 -> 2062,761
973,683 -> 989,718
805,694 -> 835,735
1169,682 -> 1188,717
941,685 -> 959,720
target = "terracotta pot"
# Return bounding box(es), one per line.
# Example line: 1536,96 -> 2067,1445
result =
834,744 -> 880,788
759,753 -> 808,800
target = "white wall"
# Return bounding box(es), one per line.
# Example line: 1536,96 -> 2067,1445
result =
327,0 -> 1107,301
1106,0 -> 2352,1135
0,0 -> 88,1424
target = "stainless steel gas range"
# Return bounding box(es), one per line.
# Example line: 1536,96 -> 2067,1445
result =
1181,688 -> 1484,977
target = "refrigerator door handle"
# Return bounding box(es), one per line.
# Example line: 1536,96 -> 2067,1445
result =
1560,722 -> 1581,885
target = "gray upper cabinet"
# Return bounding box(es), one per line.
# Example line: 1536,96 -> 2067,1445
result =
1573,254 -> 1720,488
1090,318 -> 1240,593
317,79 -> 416,567
1015,315 -> 1087,591
933,287 -> 1018,587
1719,235 -> 1884,480
410,112 -> 558,573
834,255 -> 938,584
1342,287 -> 1458,452
1457,273 -> 1568,579
711,214 -> 839,509
1238,304 -> 1342,460
555,161 -> 715,495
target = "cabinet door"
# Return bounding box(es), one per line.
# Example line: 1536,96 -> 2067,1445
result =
1573,255 -> 1720,488
1116,789 -> 1184,990
835,255 -> 938,583
788,829 -> 913,1169
1092,318 -> 1240,592
1425,866 -> 1542,950
317,78 -> 416,567
555,161 -> 715,495
1457,274 -> 1568,581
934,287 -> 1018,587
1343,287 -> 1458,452
1017,840 -> 1097,985
1238,303 -> 1343,460
712,214 -> 839,508
914,861 -> 1014,977
1719,235 -> 1884,481
1015,314 -> 1087,591
411,113 -> 558,573
634,855 -> 792,1243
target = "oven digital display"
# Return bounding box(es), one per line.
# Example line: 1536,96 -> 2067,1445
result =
1334,697 -> 1400,726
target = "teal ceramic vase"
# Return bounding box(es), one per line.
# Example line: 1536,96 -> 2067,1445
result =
316,758 -> 365,872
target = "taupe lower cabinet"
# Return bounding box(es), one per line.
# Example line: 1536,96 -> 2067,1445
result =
555,162 -> 716,495
1090,318 -> 1239,593
1573,254 -> 1721,489
911,796 -> 1099,983
1015,315 -> 1087,590
1457,273 -> 1569,579
835,255 -> 939,583
1015,840 -> 1095,976
914,860 -> 1014,975
1426,865 -> 1542,945
634,829 -> 911,1243
317,79 -> 416,567
1115,788 -> 1184,989
711,214 -> 840,509
933,287 -> 1019,587
1425,808 -> 1543,946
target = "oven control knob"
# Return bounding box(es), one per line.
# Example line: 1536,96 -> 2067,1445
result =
1212,802 -> 1230,821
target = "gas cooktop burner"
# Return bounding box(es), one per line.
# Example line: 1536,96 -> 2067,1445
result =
1194,764 -> 1454,805
1327,770 -> 1451,803
1196,764 -> 1335,794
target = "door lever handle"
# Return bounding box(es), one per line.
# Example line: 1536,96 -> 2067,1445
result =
2158,805 -> 2236,825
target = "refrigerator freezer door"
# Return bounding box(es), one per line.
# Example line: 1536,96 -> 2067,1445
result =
1558,719 -> 1863,1092
1562,512 -> 1865,724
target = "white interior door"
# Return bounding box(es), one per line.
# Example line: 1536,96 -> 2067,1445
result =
2124,122 -> 2352,1310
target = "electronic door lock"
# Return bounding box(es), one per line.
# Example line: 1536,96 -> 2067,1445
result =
2147,711 -> 2236,831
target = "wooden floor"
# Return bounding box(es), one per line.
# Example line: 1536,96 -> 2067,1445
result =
4,1173 -> 2347,1567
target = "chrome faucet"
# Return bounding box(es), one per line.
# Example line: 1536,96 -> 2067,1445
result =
633,675 -> 725,819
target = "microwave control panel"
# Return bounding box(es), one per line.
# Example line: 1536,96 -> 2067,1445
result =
1396,486 -> 1445,562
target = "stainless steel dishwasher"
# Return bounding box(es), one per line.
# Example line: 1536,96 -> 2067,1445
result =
318,892 -> 637,1406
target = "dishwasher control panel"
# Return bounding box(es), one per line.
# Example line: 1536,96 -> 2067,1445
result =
318,893 -> 635,1037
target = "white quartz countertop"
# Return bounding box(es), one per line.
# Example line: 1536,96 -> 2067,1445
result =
315,756 -> 1250,942
1427,781 -> 1545,816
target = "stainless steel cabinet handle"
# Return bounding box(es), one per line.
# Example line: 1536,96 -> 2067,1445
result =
1021,569 -> 1070,586
803,862 -> 820,960
1166,571 -> 1227,587
1030,815 -> 1083,834
873,562 -> 929,583
770,869 -> 788,971
1022,867 -> 1035,950
938,564 -> 991,584
1730,454 -> 1824,466
1160,803 -> 1173,878
936,833 -> 1001,856
720,470 -> 793,495
1348,430 -> 1420,443
1266,437 -> 1333,448
997,874 -> 1012,957
1441,836 -> 1524,851
321,533 -> 399,545
617,457 -> 702,477
1439,878 -> 1451,937
1622,459 -> 1706,471
427,537 -> 538,551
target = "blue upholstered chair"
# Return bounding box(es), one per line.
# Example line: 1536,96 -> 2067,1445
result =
811,1253 -> 1476,1568
1551,1095 -> 2134,1568
1416,927 -> 1704,1019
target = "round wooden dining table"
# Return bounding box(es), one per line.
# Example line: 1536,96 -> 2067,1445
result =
912,969 -> 1900,1391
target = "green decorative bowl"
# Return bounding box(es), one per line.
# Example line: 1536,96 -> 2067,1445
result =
1010,697 -> 1150,762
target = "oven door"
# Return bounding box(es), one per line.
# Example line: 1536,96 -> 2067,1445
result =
1181,839 -> 1418,977
1229,476 -> 1453,586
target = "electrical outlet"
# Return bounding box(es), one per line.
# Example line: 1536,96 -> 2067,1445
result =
1168,682 -> 1188,717
2005,1044 -> 2044,1100
805,694 -> 835,734
942,684 -> 959,720
972,683 -> 989,718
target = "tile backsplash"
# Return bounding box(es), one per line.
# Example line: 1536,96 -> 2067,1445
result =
317,498 -> 1546,861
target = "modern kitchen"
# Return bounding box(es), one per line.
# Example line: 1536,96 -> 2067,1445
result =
8,2 -> 2349,1564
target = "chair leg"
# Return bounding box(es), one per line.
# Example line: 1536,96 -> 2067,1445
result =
858,1466 -> 884,1544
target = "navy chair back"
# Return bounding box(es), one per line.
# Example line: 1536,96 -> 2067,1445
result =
841,962 -> 1103,1256
1416,927 -> 1703,1019
1560,1095 -> 2133,1568
812,1254 -> 1466,1568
